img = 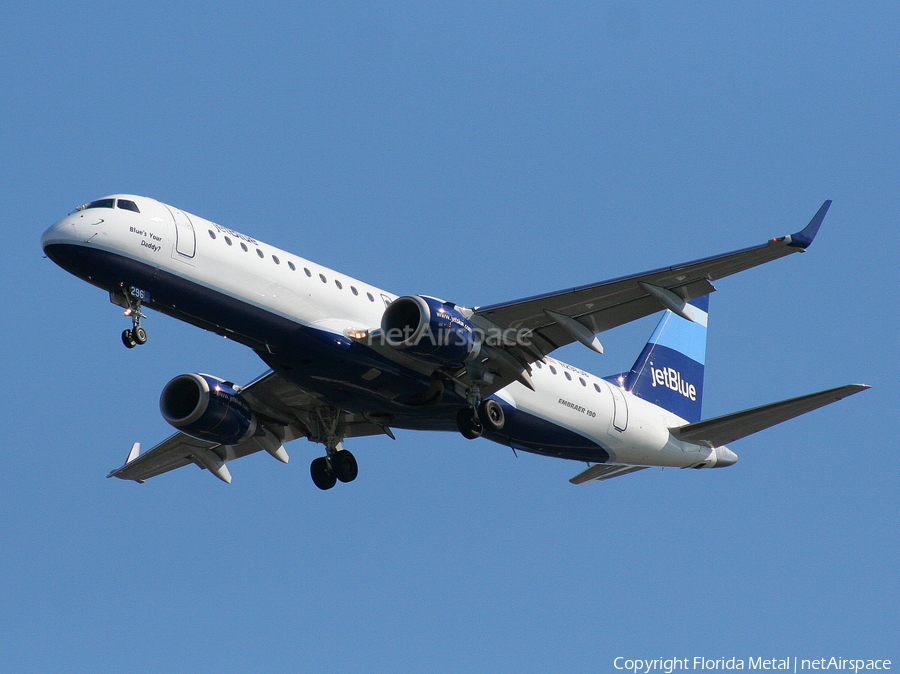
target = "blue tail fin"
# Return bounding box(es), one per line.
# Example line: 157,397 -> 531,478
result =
624,295 -> 709,423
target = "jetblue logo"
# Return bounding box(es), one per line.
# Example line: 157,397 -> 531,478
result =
650,363 -> 697,401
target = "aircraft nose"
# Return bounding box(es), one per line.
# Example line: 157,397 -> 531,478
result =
41,214 -> 95,276
41,213 -> 87,253
42,216 -> 80,251
713,446 -> 738,467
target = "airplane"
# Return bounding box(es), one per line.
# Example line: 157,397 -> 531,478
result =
41,196 -> 868,489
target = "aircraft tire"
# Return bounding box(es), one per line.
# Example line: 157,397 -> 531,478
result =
133,325 -> 148,345
332,450 -> 358,483
121,329 -> 137,349
479,399 -> 505,431
310,457 -> 336,490
456,407 -> 483,440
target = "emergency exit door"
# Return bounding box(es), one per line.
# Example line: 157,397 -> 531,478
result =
166,206 -> 196,258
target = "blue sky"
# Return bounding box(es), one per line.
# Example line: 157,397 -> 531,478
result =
2,2 -> 897,672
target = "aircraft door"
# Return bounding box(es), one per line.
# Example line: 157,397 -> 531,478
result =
166,206 -> 196,258
609,384 -> 629,432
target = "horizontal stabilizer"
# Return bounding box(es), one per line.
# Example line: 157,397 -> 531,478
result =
570,463 -> 648,485
670,384 -> 870,448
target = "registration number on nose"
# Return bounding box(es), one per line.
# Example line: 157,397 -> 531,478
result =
130,286 -> 151,303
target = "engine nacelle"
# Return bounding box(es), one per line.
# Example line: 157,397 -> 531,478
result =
381,295 -> 480,367
160,373 -> 257,445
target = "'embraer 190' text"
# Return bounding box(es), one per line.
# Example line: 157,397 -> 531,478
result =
650,365 -> 696,401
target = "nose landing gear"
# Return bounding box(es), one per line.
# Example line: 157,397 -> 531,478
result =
113,283 -> 149,348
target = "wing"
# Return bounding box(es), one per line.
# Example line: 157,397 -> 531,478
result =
469,202 -> 831,390
107,371 -> 389,483
669,384 -> 870,448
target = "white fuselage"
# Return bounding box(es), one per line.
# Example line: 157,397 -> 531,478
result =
42,194 -> 730,470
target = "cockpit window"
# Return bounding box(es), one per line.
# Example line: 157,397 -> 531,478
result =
78,198 -> 115,211
117,199 -> 140,213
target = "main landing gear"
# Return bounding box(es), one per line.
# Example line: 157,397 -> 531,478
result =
456,399 -> 505,440
309,405 -> 358,490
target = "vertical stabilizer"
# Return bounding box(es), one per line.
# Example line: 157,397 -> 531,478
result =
624,295 -> 709,423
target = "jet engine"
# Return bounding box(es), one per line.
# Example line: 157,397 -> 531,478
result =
381,295 -> 480,368
160,373 -> 257,445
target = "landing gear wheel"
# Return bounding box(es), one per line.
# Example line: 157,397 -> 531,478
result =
456,407 -> 483,440
332,450 -> 358,483
132,325 -> 148,345
310,457 -> 336,490
479,399 -> 505,431
121,329 -> 137,349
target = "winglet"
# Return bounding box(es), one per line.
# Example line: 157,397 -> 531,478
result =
107,442 -> 145,482
785,200 -> 831,249
126,442 -> 141,464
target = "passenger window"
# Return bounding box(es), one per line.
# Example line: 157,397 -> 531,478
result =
319,274 -> 327,283
304,268 -> 312,277
117,199 -> 140,213
579,377 -> 586,386
564,371 -> 572,381
549,366 -> 557,375
288,261 -> 296,271
241,242 -> 248,252
224,236 -> 232,246
208,230 -> 216,239
594,383 -> 602,393
273,255 -> 280,264
335,280 -> 343,289
351,286 -> 358,296
256,249 -> 264,258
534,361 -> 542,369
367,292 -> 375,302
